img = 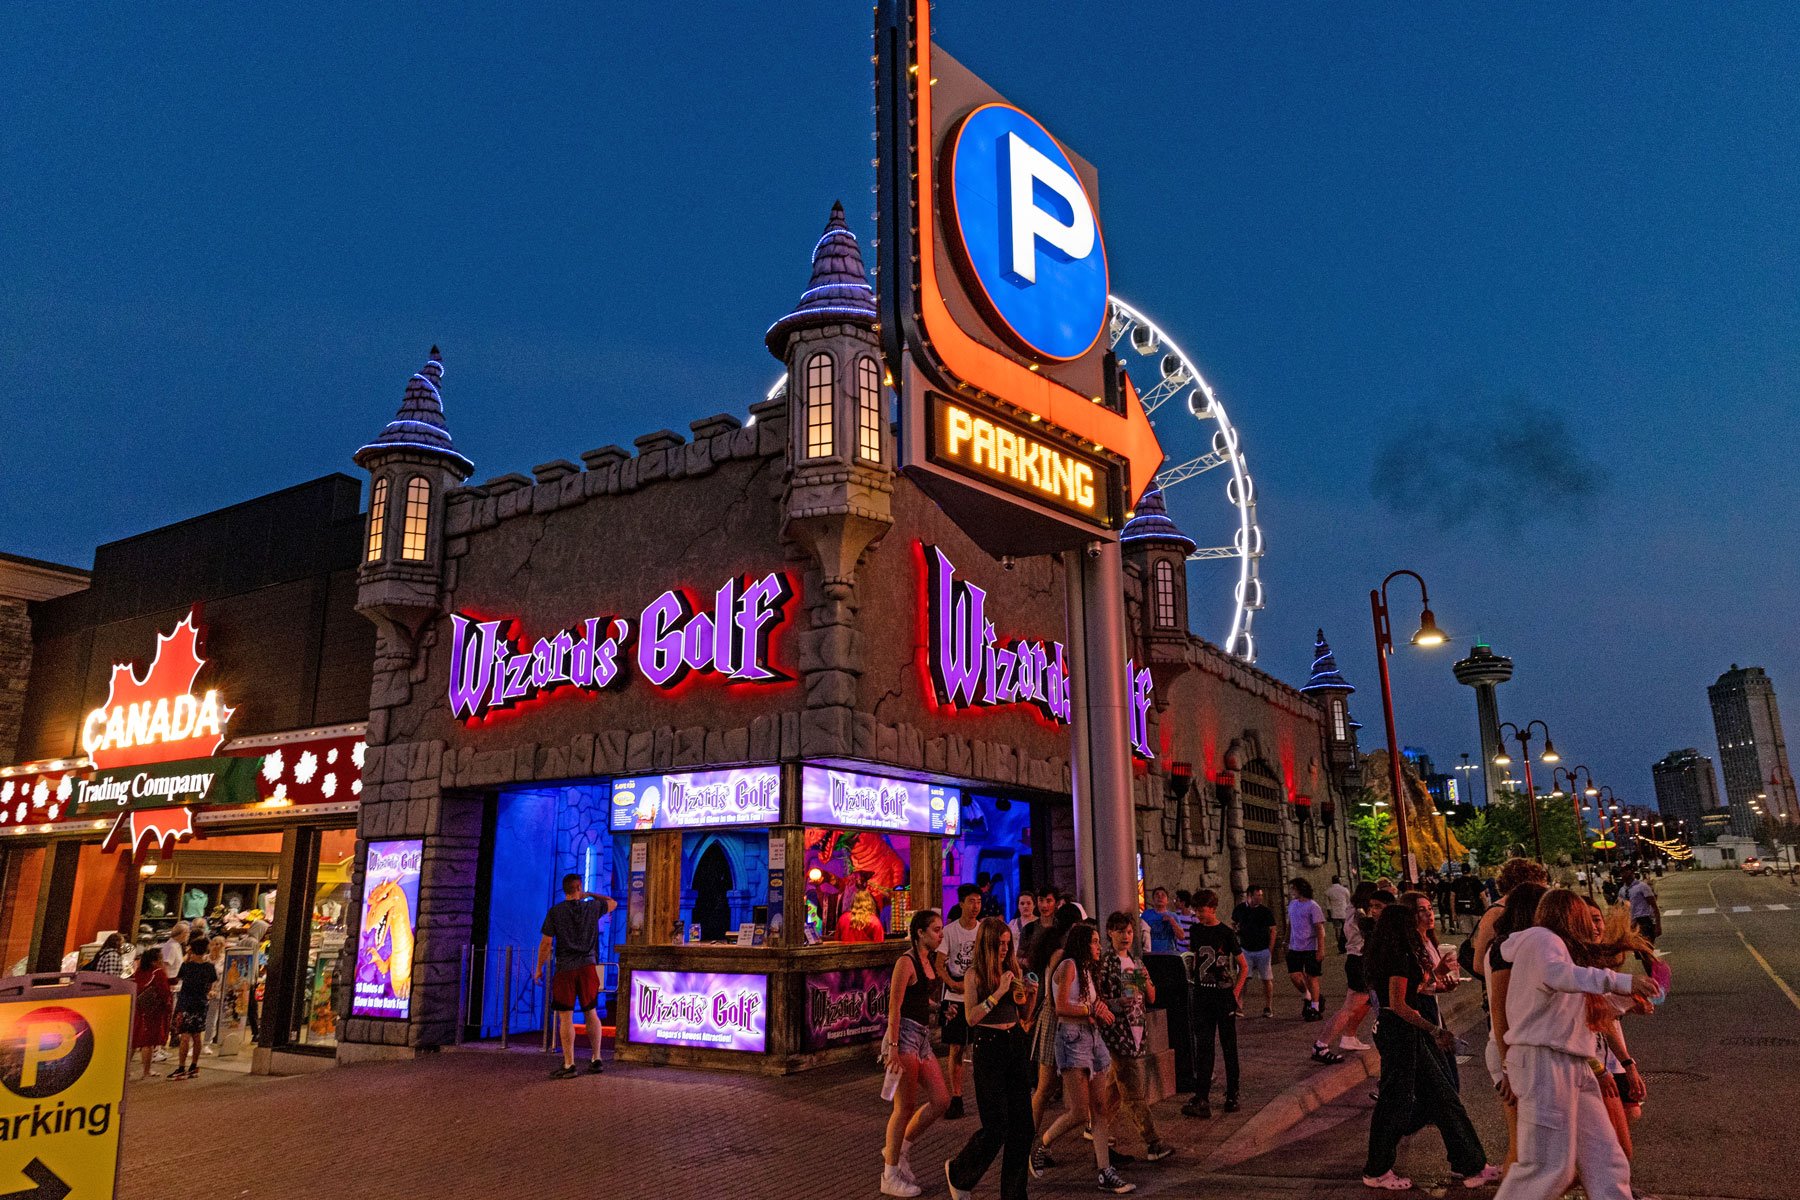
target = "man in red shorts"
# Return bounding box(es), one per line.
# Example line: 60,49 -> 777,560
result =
535,873 -> 619,1079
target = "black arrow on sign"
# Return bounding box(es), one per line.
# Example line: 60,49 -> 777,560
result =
0,1159 -> 68,1200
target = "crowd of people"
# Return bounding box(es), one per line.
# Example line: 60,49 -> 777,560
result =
869,860 -> 1666,1199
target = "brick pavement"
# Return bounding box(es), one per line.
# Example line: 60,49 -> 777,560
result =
116,975 -> 1422,1200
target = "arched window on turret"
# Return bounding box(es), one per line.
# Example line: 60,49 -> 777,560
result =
401,476 -> 431,561
366,477 -> 389,562
1153,560 -> 1177,629
1331,699 -> 1347,741
855,356 -> 882,464
804,353 -> 835,459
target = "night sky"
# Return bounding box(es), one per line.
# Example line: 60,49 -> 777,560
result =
5,4 -> 1796,809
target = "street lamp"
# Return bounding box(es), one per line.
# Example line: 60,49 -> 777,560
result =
1370,569 -> 1447,887
1496,720 -> 1559,862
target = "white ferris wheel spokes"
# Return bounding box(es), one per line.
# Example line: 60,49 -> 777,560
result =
758,295 -> 1263,663
1107,296 -> 1262,663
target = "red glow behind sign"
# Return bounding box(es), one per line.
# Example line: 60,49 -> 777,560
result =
81,611 -> 232,770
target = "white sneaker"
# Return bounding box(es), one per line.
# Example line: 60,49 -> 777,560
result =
897,1156 -> 916,1187
881,1165 -> 921,1197
1340,1036 -> 1373,1052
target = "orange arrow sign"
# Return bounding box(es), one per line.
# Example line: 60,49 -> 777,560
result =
906,0 -> 1164,505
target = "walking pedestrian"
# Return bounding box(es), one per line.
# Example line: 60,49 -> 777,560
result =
1491,890 -> 1659,1200
170,937 -> 217,1080
1284,878 -> 1328,1020
131,953 -> 173,1080
1231,885 -> 1279,1017
1142,887 -> 1185,954
1313,883 -> 1386,1063
1618,869 -> 1660,946
202,935 -> 227,1054
1361,902 -> 1497,1190
939,883 -> 985,1119
1031,923 -> 1136,1193
1326,875 -> 1353,951
944,919 -> 1038,1200
1008,893 -> 1036,956
1098,912 -> 1174,1161
1480,881 -> 1549,1174
1181,888 -> 1246,1118
1471,859 -> 1551,983
880,910 -> 950,1197
533,873 -> 619,1079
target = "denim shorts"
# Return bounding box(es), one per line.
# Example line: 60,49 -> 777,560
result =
1055,1022 -> 1112,1073
1243,949 -> 1273,980
897,1017 -> 933,1060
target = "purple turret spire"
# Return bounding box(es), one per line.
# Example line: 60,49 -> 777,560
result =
354,347 -> 474,478
765,201 -> 877,358
1301,628 -> 1355,695
1119,486 -> 1197,555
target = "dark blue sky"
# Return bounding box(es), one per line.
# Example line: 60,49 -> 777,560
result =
5,3 -> 1796,810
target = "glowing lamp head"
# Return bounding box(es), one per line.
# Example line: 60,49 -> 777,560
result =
1410,607 -> 1446,647
1493,749 -> 1512,767
807,867 -> 824,884
1585,785 -> 1599,797
1540,740 -> 1561,764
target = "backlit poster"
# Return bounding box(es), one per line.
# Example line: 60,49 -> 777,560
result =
609,767 -> 781,831
800,765 -> 959,836
352,839 -> 423,1019
628,970 -> 767,1052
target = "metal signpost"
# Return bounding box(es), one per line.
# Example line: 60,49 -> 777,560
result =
0,971 -> 134,1200
876,0 -> 1163,920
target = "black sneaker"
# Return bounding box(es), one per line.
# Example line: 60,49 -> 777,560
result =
549,1064 -> 578,1079
1110,1152 -> 1136,1167
946,1095 -> 965,1120
1223,1096 -> 1240,1113
1180,1097 -> 1212,1119
1096,1166 -> 1136,1194
586,1058 -> 605,1074
1143,1142 -> 1175,1162
1029,1144 -> 1054,1178
1312,1044 -> 1345,1064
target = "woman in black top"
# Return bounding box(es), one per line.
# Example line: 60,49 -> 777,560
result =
880,910 -> 950,1196
946,918 -> 1038,1200
1361,904 -> 1494,1189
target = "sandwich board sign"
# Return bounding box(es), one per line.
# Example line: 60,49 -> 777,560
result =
0,972 -> 132,1199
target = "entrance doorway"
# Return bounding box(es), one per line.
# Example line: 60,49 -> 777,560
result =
692,842 -> 734,942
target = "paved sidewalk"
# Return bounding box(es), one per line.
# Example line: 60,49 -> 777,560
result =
114,970 -> 1483,1200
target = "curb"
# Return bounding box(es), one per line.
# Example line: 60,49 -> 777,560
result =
1202,986 -> 1487,1172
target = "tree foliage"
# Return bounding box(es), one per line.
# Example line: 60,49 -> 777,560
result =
1452,790 -> 1589,867
1352,809 -> 1397,875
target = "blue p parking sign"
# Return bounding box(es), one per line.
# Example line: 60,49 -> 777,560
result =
945,103 -> 1109,362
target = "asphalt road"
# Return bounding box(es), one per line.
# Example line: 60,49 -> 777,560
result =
1203,869 -> 1800,1200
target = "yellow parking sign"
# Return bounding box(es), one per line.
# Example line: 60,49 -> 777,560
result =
0,972 -> 132,1200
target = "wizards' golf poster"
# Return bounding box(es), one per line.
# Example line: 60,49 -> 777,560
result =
352,839 -> 422,1018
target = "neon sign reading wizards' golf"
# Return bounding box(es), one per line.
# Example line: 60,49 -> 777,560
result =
446,572 -> 794,722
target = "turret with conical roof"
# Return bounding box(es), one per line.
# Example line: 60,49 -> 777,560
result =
354,348 -> 474,650
1303,629 -> 1362,788
1122,485 -> 1194,640
771,202 -> 894,760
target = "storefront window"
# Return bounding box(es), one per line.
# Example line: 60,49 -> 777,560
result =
678,830 -> 770,944
292,826 -> 355,1048
802,828 -> 911,943
941,793 -> 1032,920
0,846 -> 46,977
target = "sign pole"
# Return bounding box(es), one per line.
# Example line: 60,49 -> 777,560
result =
1064,542 -> 1138,922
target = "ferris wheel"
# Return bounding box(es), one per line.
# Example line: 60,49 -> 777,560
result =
1107,296 -> 1262,663
759,296 -> 1263,662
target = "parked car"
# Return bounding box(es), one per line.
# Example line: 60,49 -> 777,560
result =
1741,857 -> 1771,876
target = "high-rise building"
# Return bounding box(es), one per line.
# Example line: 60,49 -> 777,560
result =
1651,748 -> 1722,843
1708,665 -> 1799,838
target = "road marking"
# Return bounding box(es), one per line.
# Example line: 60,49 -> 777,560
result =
1770,904 -> 1791,911
1662,909 -> 1684,916
1737,931 -> 1800,1014
1695,907 -> 1716,914
1733,905 -> 1753,912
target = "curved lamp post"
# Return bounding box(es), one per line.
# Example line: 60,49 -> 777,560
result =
1370,569 -> 1447,887
1495,719 -> 1559,862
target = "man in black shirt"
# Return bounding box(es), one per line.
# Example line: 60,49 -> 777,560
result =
1231,886 -> 1279,1018
536,873 -> 619,1079
1182,889 -> 1247,1118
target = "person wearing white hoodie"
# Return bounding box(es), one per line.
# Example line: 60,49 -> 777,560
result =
1493,890 -> 1659,1200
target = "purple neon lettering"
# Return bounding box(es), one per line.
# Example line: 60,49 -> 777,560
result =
929,548 -> 985,708
447,615 -> 502,719
712,577 -> 741,676
445,612 -> 627,721
638,590 -> 690,687
732,573 -> 790,683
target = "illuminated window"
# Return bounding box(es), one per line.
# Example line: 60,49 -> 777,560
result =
401,476 -> 431,561
804,353 -> 835,459
856,356 -> 882,463
1153,560 -> 1177,628
1332,699 -> 1347,741
365,477 -> 388,563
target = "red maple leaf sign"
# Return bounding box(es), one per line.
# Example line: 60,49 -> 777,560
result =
82,610 -> 234,770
